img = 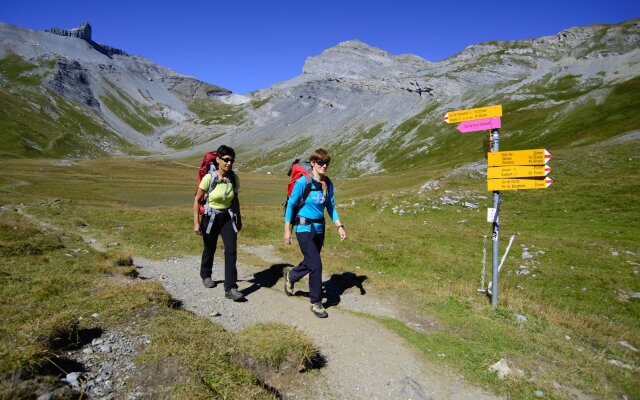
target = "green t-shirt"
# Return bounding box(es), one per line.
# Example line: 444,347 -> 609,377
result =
199,173 -> 239,210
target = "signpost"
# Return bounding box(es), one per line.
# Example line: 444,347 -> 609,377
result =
489,129 -> 501,308
487,149 -> 552,166
441,103 -> 553,308
457,117 -> 502,133
487,165 -> 551,179
487,178 -> 553,191
442,104 -> 502,124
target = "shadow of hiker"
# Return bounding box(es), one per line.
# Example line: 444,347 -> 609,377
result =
322,272 -> 368,308
241,263 -> 292,297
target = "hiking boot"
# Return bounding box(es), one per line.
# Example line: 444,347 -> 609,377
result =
310,302 -> 328,318
284,270 -> 295,296
202,278 -> 216,288
225,288 -> 245,301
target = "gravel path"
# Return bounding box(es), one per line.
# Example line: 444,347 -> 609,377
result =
135,245 -> 502,400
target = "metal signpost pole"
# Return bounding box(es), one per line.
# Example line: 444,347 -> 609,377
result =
490,128 -> 501,307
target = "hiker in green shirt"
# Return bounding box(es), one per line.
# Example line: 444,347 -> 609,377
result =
193,145 -> 244,301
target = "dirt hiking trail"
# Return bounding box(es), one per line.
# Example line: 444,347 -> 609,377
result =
136,244 -> 503,400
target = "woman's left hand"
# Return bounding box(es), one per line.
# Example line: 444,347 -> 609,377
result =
338,226 -> 347,241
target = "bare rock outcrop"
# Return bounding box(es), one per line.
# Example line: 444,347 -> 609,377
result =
46,59 -> 100,108
46,22 -> 93,41
46,22 -> 127,58
161,76 -> 232,102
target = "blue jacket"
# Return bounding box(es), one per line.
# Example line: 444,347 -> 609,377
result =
285,176 -> 340,233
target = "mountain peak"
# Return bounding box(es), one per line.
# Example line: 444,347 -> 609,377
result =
303,39 -> 431,80
44,22 -> 127,58
46,22 -> 92,42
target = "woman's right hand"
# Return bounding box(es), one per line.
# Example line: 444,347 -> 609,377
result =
194,222 -> 201,235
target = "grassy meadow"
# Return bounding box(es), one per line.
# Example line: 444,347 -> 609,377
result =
0,159 -> 312,398
1,131 -> 638,399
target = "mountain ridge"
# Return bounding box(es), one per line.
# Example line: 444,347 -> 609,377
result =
1,19 -> 639,176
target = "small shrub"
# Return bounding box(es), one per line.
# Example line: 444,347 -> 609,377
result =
104,251 -> 134,267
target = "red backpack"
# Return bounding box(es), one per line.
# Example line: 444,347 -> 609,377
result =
196,151 -> 237,216
284,159 -> 328,223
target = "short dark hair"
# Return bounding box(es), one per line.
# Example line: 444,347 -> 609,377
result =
309,148 -> 330,163
216,145 -> 235,159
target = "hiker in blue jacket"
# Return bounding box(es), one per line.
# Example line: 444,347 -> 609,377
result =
284,148 -> 347,318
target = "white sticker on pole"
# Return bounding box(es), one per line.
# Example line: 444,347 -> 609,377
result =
487,208 -> 497,223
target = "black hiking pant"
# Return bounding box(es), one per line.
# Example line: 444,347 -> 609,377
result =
290,231 -> 324,304
200,212 -> 238,291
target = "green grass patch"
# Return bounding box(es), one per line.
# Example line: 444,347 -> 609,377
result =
234,322 -> 317,369
102,78 -> 171,129
188,99 -> 246,125
0,53 -> 43,86
138,314 -> 275,399
251,96 -> 272,109
0,86 -> 141,159
162,133 -> 194,150
100,91 -> 155,134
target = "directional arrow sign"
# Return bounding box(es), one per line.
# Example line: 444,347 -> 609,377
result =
487,149 -> 551,166
487,178 -> 553,191
487,165 -> 551,179
443,104 -> 502,124
457,117 -> 502,133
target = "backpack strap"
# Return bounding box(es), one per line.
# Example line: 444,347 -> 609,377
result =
301,175 -> 313,202
289,175 -> 315,225
228,171 -> 238,194
204,171 -> 219,217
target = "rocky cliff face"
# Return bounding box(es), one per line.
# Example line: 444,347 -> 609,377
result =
46,59 -> 100,108
161,76 -> 231,102
46,22 -> 93,41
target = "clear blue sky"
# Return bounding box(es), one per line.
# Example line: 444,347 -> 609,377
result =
3,0 -> 639,94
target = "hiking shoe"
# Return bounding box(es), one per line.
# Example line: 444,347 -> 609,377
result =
284,270 -> 295,296
310,302 -> 328,318
202,278 -> 216,288
225,288 -> 245,301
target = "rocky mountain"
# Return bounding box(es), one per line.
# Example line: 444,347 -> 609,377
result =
1,19 -> 639,176
0,22 -> 232,158
217,19 -> 640,176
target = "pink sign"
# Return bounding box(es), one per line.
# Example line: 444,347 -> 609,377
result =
456,117 -> 502,133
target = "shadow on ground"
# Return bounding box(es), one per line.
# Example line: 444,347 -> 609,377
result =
240,265 -> 367,309
241,263 -> 293,297
322,272 -> 367,308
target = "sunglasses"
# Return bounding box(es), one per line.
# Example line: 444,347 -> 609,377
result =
316,160 -> 330,167
219,157 -> 235,164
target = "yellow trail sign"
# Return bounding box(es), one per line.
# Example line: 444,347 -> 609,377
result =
487,165 -> 551,179
443,104 -> 502,124
487,149 -> 551,166
487,178 -> 553,191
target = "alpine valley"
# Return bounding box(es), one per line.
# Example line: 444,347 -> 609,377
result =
2,19 -> 640,400
1,19 -> 638,175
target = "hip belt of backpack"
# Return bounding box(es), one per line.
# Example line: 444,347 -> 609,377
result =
294,216 -> 325,236
203,208 -> 238,235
